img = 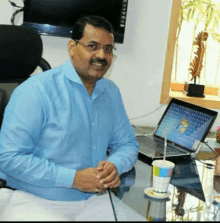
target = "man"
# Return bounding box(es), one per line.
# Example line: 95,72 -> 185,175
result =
0,15 -> 139,220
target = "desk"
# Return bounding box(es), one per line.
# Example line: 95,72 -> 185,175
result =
111,138 -> 220,221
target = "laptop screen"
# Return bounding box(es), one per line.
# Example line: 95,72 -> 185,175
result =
154,98 -> 217,151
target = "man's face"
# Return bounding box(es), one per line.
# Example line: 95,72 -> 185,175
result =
68,24 -> 114,83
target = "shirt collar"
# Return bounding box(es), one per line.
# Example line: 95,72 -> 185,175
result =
63,59 -> 106,93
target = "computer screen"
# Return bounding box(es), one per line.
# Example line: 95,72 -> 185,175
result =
154,98 -> 217,151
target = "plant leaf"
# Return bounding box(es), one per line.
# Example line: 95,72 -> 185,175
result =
215,5 -> 220,20
202,0 -> 211,3
187,8 -> 192,22
197,2 -> 204,15
182,1 -> 195,10
212,16 -> 219,30
205,6 -> 214,29
191,7 -> 196,20
211,33 -> 220,44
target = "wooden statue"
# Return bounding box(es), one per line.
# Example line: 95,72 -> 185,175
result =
188,31 -> 208,82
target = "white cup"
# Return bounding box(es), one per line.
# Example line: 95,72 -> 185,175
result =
152,160 -> 175,196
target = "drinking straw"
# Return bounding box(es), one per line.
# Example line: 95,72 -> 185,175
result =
163,130 -> 167,160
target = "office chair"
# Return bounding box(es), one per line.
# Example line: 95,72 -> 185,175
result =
0,24 -> 51,189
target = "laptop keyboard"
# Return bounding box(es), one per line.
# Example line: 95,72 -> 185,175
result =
136,135 -> 182,154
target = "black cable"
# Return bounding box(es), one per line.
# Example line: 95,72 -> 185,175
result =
204,141 -> 220,157
107,188 -> 118,221
195,158 -> 215,168
8,0 -> 25,25
8,0 -> 23,8
11,8 -> 24,25
195,141 -> 220,168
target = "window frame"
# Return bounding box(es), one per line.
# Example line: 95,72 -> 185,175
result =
160,0 -> 220,109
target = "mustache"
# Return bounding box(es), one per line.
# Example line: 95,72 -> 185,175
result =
90,58 -> 108,66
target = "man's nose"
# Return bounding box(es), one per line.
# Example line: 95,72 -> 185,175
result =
95,47 -> 106,58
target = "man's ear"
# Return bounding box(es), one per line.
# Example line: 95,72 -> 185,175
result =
68,39 -> 76,56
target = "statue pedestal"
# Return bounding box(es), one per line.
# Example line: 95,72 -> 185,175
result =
184,82 -> 205,98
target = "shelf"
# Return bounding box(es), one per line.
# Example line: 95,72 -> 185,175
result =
167,90 -> 220,109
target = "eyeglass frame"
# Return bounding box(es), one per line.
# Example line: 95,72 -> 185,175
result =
75,40 -> 117,54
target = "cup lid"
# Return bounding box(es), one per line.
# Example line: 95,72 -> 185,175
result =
152,160 -> 175,168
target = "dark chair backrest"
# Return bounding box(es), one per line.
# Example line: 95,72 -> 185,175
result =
0,25 -> 51,188
0,24 -> 51,83
0,24 -> 51,126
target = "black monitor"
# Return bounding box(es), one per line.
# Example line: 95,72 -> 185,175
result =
22,0 -> 129,44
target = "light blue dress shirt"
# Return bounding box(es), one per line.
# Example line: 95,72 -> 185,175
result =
0,60 -> 139,201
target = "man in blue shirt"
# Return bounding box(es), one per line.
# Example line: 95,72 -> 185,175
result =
0,15 -> 139,220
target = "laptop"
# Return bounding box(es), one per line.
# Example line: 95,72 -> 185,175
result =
136,98 -> 218,160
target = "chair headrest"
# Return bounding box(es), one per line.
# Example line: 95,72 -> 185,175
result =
0,25 -> 43,79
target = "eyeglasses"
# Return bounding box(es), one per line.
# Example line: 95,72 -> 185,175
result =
75,40 -> 116,54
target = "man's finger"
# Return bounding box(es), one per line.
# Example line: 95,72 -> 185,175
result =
95,188 -> 107,193
97,164 -> 115,179
97,161 -> 109,171
102,172 -> 120,188
102,177 -> 121,189
108,178 -> 121,188
100,169 -> 117,184
97,168 -> 111,180
97,161 -> 105,170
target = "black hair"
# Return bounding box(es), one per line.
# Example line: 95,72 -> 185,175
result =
71,15 -> 115,40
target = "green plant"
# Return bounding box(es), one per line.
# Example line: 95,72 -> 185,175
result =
179,0 -> 220,43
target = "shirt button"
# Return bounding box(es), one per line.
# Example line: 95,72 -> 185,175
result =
93,146 -> 96,149
92,123 -> 95,126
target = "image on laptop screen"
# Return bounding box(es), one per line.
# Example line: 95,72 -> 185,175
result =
154,102 -> 214,151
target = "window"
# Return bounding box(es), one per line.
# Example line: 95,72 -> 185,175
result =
160,0 -> 220,108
